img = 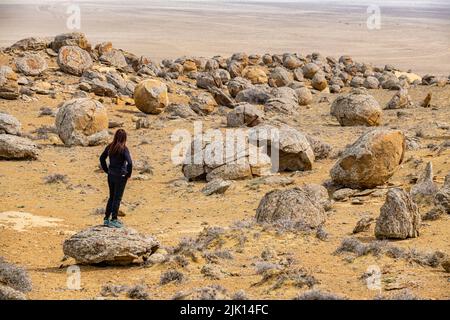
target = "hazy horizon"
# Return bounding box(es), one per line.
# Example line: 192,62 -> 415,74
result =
1,0 -> 449,75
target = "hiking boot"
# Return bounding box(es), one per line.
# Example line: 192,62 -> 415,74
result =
103,218 -> 110,227
109,219 -> 123,228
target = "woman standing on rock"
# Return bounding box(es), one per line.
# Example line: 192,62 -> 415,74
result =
100,129 -> 133,228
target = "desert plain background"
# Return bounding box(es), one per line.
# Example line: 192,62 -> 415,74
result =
0,0 -> 449,300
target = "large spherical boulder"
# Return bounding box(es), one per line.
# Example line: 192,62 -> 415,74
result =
55,98 -> 108,146
302,63 -> 320,79
311,72 -> 328,91
255,185 -> 328,228
242,66 -> 268,84
330,88 -> 382,126
57,46 -> 93,76
63,226 -> 159,265
330,129 -> 406,189
15,54 -> 47,76
134,79 -> 169,114
268,67 -> 292,87
295,87 -> 313,106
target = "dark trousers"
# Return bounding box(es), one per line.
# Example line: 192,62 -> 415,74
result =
105,174 -> 128,220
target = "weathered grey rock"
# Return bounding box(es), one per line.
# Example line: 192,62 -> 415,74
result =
330,129 -> 405,188
305,134 -> 332,160
255,186 -> 327,228
312,72 -> 328,91
375,188 -> 421,239
302,63 -> 320,79
295,87 -> 313,106
190,92 -> 217,115
63,226 -> 160,265
410,162 -> 438,203
196,72 -> 221,89
302,183 -> 332,211
350,76 -> 365,88
0,284 -> 27,300
271,86 -> 298,103
201,179 -> 232,196
0,134 -> 38,159
268,67 -> 292,87
332,188 -> 356,201
228,60 -> 244,78
87,129 -> 110,146
52,32 -> 91,52
339,55 -> 353,66
235,87 -> 271,105
182,136 -> 271,181
249,125 -> 315,172
99,49 -> 128,68
0,258 -> 32,295
434,173 -> 450,214
353,216 -> 374,234
209,87 -> 234,107
15,54 -> 47,76
0,66 -> 19,100
227,104 -> 264,127
0,113 -> 21,135
330,88 -> 382,126
57,46 -> 93,76
227,77 -> 252,98
105,71 -> 135,96
264,97 -> 298,115
134,79 -> 169,114
8,37 -> 50,51
55,98 -> 108,146
385,88 -> 414,109
166,104 -> 197,119
363,76 -> 379,89
283,54 -> 302,70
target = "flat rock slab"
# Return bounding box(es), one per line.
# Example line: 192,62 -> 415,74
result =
63,226 -> 160,265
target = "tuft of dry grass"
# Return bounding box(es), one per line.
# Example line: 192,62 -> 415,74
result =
160,269 -> 185,285
44,173 -> 68,184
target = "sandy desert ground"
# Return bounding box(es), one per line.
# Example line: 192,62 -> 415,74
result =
0,1 -> 449,301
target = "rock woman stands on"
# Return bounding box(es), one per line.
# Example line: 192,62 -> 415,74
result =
99,129 -> 133,228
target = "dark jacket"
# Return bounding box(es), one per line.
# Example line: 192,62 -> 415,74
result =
100,145 -> 133,178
